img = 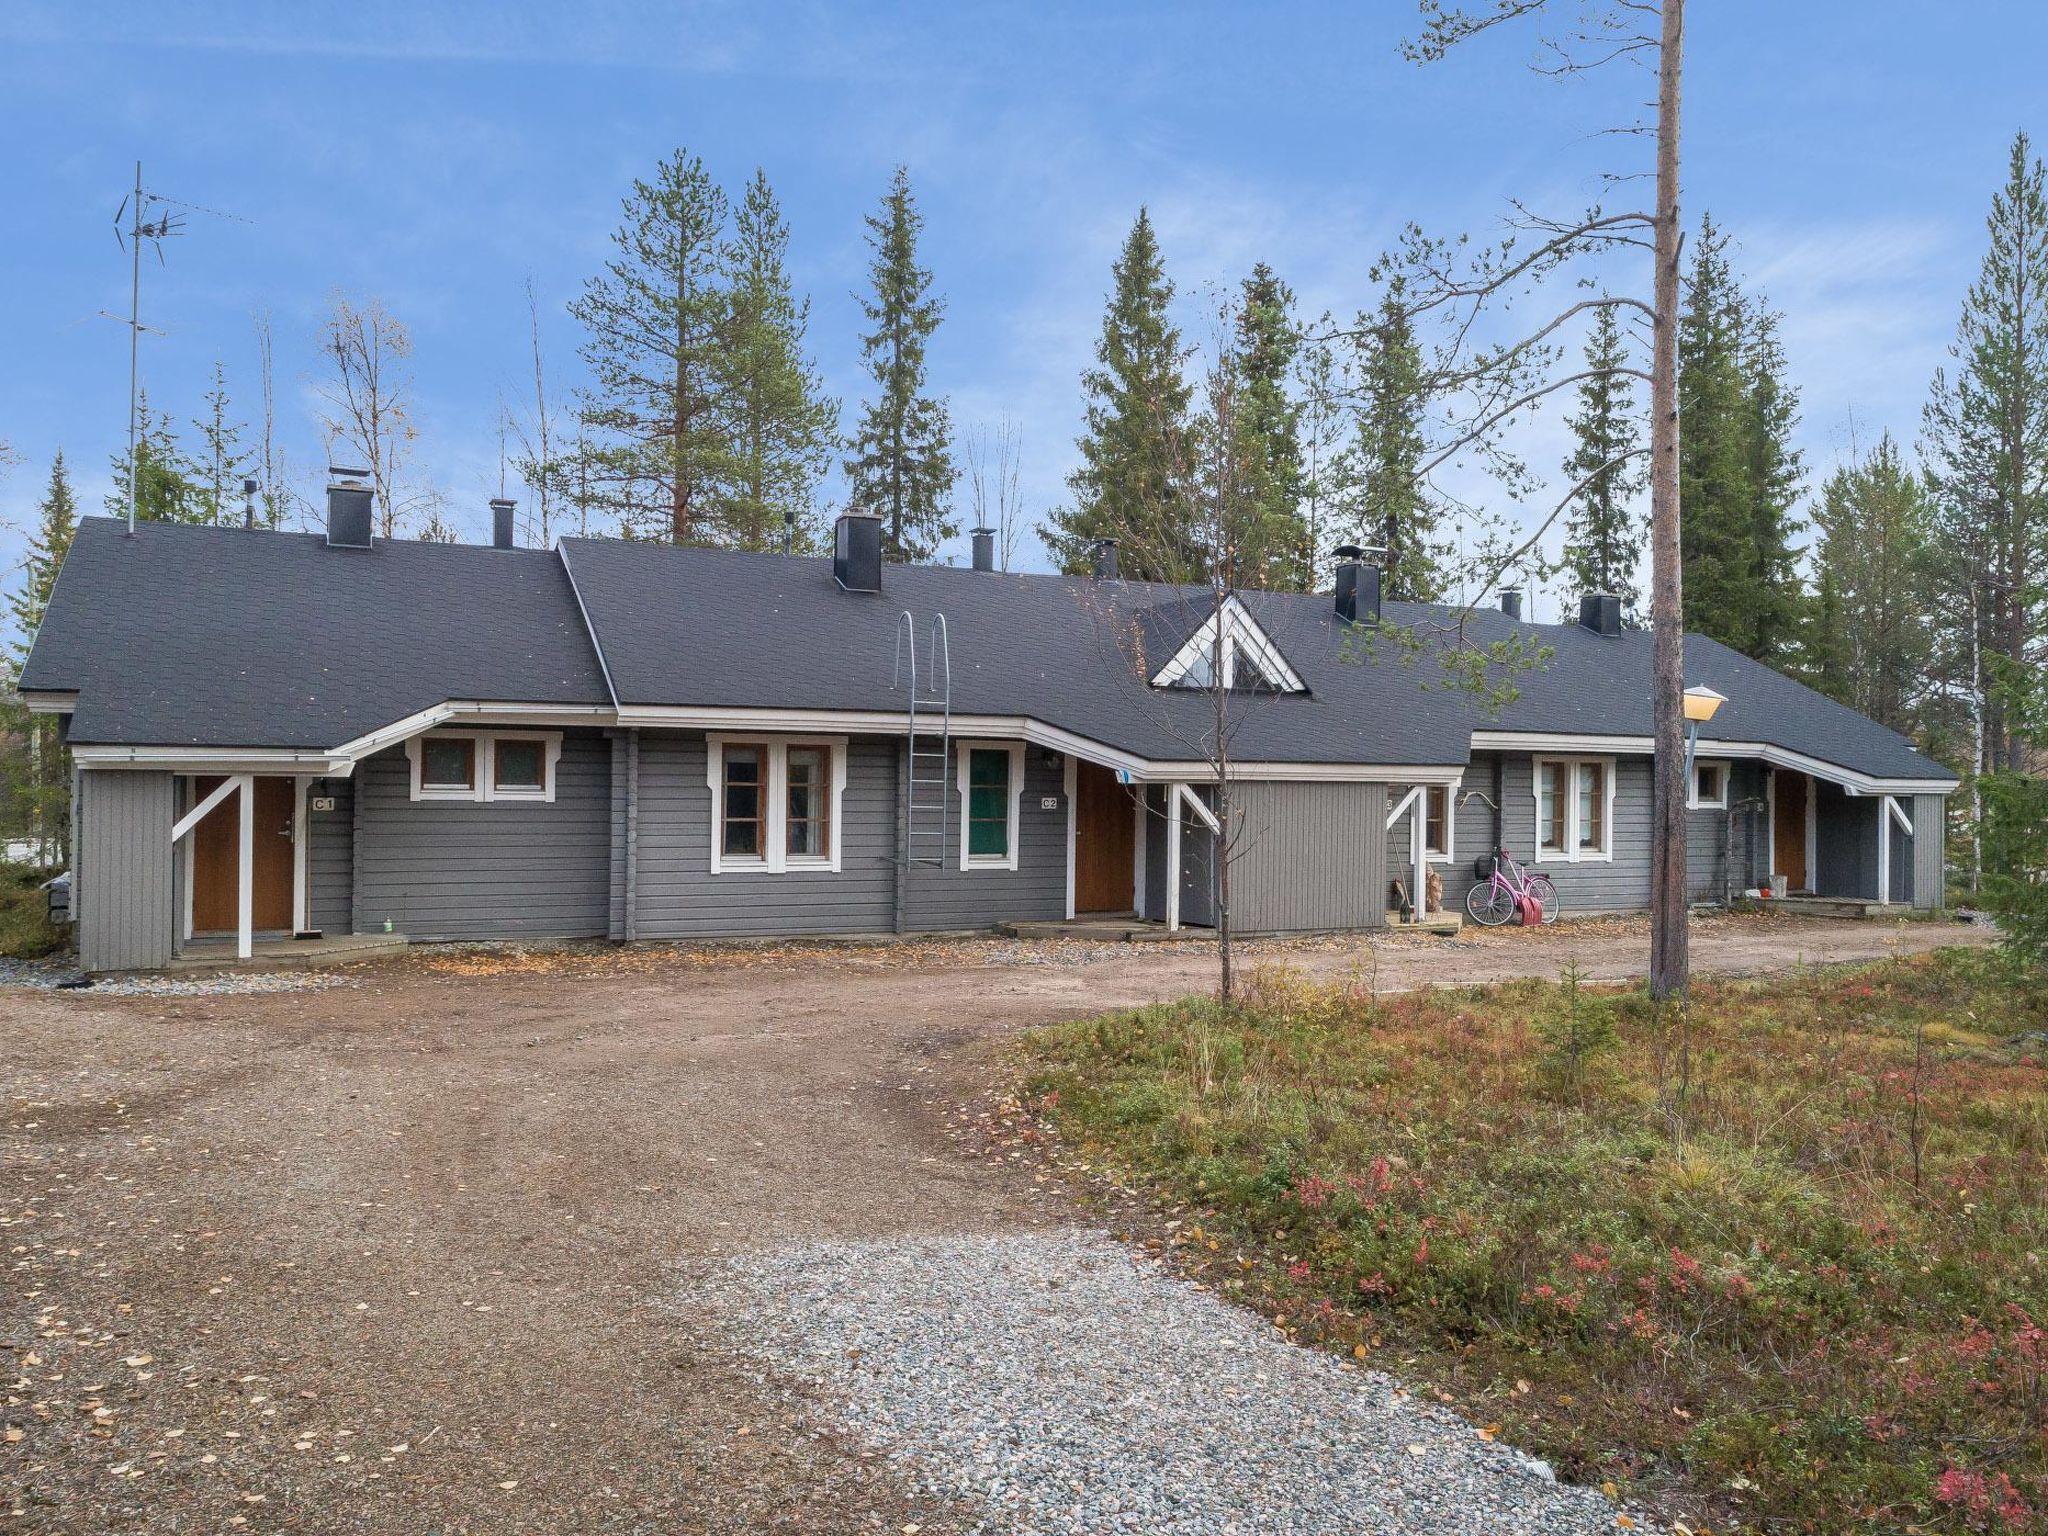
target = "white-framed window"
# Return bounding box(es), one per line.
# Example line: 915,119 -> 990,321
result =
1533,755 -> 1615,863
705,735 -> 848,874
1422,783 -> 1454,861
956,740 -> 1025,871
406,730 -> 562,803
1150,597 -> 1307,695
1690,759 -> 1728,809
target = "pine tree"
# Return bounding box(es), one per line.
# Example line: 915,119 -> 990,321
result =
1805,434 -> 1934,732
1044,208 -> 1196,581
572,150 -> 733,543
1560,305 -> 1644,611
1294,329 -> 1351,581
1230,263 -> 1308,588
190,362 -> 252,525
3,453 -> 79,864
1351,281 -> 1446,602
1923,131 -> 2048,779
844,166 -> 955,562
716,170 -> 839,552
105,392 -> 199,523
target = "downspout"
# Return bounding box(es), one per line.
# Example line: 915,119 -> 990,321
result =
1491,753 -> 1505,857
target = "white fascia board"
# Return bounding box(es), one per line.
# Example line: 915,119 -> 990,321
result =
20,690 -> 77,714
72,745 -> 355,776
1142,761 -> 1465,785
1469,730 -> 1956,798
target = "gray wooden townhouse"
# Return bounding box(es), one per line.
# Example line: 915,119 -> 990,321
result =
18,477 -> 1957,972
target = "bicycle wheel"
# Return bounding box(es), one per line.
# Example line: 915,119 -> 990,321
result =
1466,879 -> 1516,926
1525,873 -> 1561,923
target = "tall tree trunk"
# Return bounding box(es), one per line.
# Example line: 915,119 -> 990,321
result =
1647,0 -> 1690,1000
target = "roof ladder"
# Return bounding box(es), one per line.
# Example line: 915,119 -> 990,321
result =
893,610 -> 952,869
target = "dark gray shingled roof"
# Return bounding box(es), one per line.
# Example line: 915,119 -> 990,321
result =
21,518 -> 610,748
20,518 -> 1955,786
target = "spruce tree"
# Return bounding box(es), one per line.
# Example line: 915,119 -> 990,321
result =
1044,209 -> 1196,581
716,170 -> 839,552
1230,263 -> 1308,588
105,392 -> 199,523
191,362 -> 252,525
1738,303 -> 1805,661
4,453 -> 79,863
1560,305 -> 1644,611
571,149 -> 732,543
1805,434 -> 1934,732
1677,215 -> 1753,648
1923,131 -> 2048,778
844,166 -> 955,562
1351,282 -> 1446,602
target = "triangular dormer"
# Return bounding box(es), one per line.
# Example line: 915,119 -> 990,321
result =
1148,595 -> 1306,695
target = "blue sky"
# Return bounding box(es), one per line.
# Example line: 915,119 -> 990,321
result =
2,1 -> 2042,610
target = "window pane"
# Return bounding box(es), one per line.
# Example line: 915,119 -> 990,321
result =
786,747 -> 828,858
1537,764 -> 1565,850
722,746 -> 764,857
494,739 -> 544,790
421,737 -> 474,789
1578,763 -> 1606,850
967,749 -> 1010,857
1424,785 -> 1448,856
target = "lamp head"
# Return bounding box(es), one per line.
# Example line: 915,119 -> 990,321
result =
1682,685 -> 1727,724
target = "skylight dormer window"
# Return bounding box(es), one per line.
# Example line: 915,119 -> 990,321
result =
1148,596 -> 1306,695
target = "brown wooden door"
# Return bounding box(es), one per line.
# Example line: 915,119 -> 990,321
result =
1073,760 -> 1137,913
191,777 -> 296,933
1773,772 -> 1808,892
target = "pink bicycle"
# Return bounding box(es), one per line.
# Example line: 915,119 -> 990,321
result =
1465,847 -> 1561,926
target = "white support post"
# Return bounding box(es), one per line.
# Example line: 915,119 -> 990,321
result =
1165,783 -> 1182,933
1412,808 -> 1426,924
1876,794 -> 1896,906
235,773 -> 254,960
1063,756 -> 1077,921
291,775 -> 310,936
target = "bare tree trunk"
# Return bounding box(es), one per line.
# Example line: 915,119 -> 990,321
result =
1647,0 -> 1690,1000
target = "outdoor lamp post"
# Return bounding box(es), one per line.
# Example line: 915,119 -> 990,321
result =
1681,685 -> 1727,790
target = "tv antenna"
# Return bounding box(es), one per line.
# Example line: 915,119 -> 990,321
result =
101,162 -> 248,533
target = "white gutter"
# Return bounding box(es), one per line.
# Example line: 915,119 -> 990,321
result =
1468,729 -> 1957,797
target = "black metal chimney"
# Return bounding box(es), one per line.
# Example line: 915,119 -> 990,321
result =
1499,587 -> 1523,620
1577,592 -> 1623,636
971,526 -> 996,572
1333,544 -> 1381,627
241,476 -> 258,530
1090,538 -> 1119,581
833,512 -> 883,592
326,468 -> 373,549
490,497 -> 517,550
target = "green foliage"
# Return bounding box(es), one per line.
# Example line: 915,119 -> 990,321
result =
1980,655 -> 2048,973
189,361 -> 252,526
1045,208 -> 1197,581
1226,263 -> 1309,589
104,392 -> 200,524
0,867 -> 63,959
1021,952 -> 2048,1534
844,165 -> 956,563
718,169 -> 840,552
1349,280 -> 1448,602
1678,216 -> 1805,663
2,452 -> 76,865
1802,434 -> 1936,730
1559,305 -> 1644,612
572,149 -> 734,544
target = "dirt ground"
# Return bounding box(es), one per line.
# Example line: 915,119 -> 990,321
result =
2,913 -> 1990,1534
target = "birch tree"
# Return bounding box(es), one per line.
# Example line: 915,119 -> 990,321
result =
315,293 -> 426,539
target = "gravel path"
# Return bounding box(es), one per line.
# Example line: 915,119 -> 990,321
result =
0,954 -> 353,995
683,1230 -> 1639,1536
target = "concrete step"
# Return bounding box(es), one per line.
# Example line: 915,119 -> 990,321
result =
1736,896 -> 1885,921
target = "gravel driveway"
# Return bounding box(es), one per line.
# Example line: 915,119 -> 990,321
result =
3,915 -> 1982,1533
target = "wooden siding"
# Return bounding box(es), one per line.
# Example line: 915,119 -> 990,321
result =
1141,785 -> 1169,921
607,729 -> 638,941
307,775 -> 353,935
896,743 -> 1068,932
77,769 -> 175,972
1912,793 -> 1945,910
1229,781 -> 1387,933
1814,780 -> 1878,900
633,732 -> 896,939
350,730 -> 611,940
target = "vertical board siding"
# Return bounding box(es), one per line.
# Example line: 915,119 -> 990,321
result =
634,732 -> 896,939
77,770 -> 175,972
1141,785 -> 1169,921
307,775 -> 354,935
350,730 -> 611,940
1814,782 -> 1878,901
1229,781 -> 1386,933
897,744 -> 1068,932
1912,794 -> 1945,910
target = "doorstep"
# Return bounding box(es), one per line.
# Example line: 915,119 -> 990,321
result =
169,932 -> 412,972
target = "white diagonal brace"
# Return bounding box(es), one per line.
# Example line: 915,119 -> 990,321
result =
170,775 -> 239,844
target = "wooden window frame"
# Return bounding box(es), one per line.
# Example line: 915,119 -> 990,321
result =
1532,754 -> 1616,864
956,740 -> 1025,872
406,730 -> 562,804
1422,783 -> 1455,862
704,734 -> 847,875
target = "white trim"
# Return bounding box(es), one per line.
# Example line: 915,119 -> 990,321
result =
1174,780 -> 1221,833
1877,796 -> 1892,906
1143,760 -> 1465,784
1423,783 -> 1454,861
405,730 -> 563,804
1471,730 -> 1956,797
291,775 -> 310,935
1886,794 -> 1914,835
705,734 -> 848,875
1385,784 -> 1424,830
179,785 -> 195,946
235,772 -> 254,961
1532,755 -> 1617,863
79,745 -> 355,775
1063,755 -> 1077,920
1149,596 -> 1307,694
1806,777 -> 1818,890
956,740 -> 1025,871
1165,785 -> 1182,931
171,775 -> 241,843
1689,759 -> 1729,810
20,690 -> 77,715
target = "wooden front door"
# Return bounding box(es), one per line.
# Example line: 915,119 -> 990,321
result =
1073,760 -> 1137,914
191,777 -> 295,933
1773,771 -> 1808,892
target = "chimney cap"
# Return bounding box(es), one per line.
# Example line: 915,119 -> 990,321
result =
1332,543 -> 1367,562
